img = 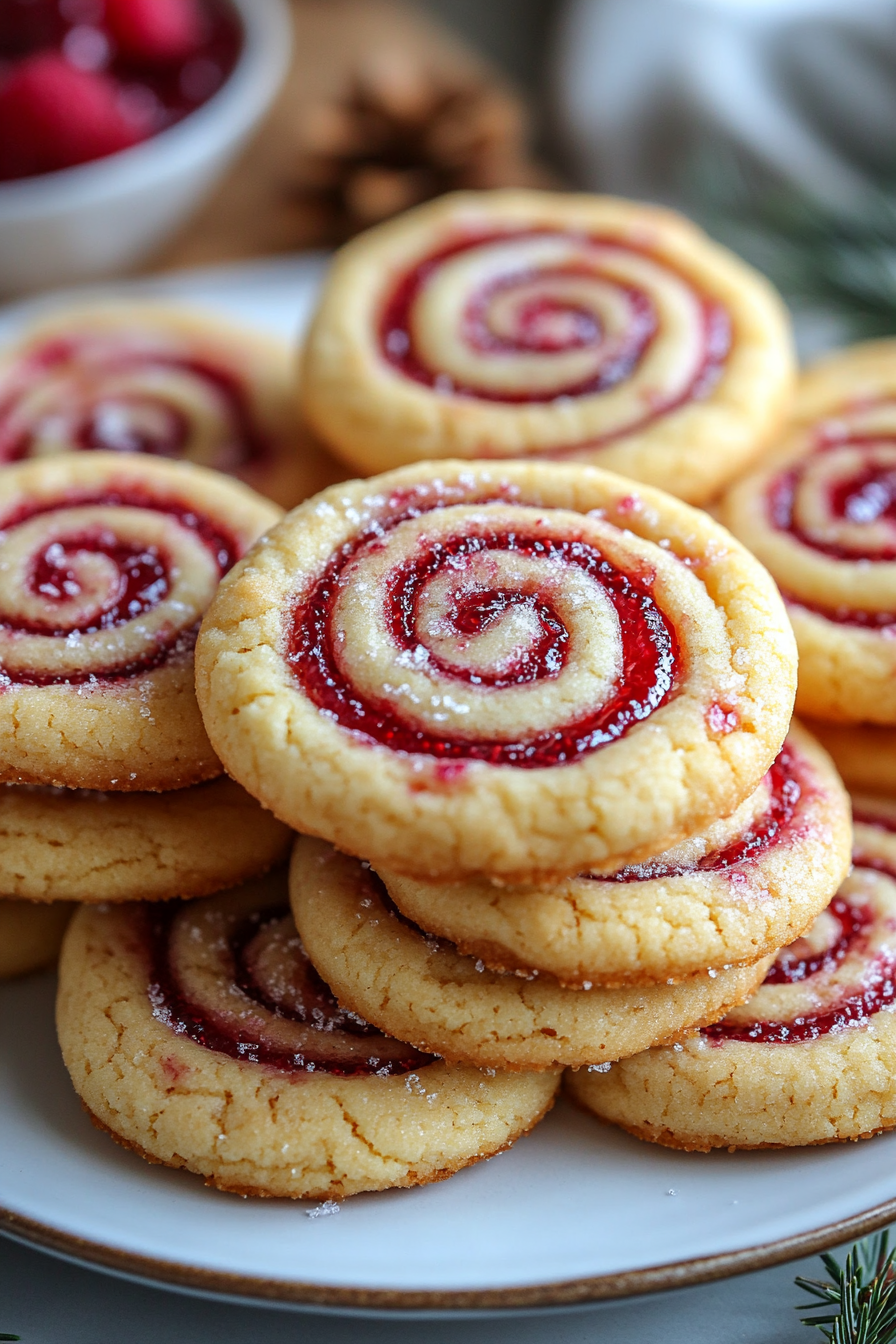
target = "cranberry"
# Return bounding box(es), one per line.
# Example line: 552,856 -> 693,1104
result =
0,51 -> 152,180
102,0 -> 204,65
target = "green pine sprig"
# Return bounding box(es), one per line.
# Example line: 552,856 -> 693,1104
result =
0,1334 -> 20,1340
797,1231 -> 896,1342
692,152 -> 896,341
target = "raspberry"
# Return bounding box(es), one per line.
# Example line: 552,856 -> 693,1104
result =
102,0 -> 205,65
0,52 -> 153,180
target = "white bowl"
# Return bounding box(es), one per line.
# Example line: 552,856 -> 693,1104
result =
0,0 -> 292,297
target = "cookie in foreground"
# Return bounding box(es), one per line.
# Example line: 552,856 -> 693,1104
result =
57,871 -> 558,1199
567,809 -> 896,1150
196,460 -> 797,883
290,838 -> 772,1072
301,189 -> 794,505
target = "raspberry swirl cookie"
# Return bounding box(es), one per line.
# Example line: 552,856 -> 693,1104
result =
0,899 -> 72,980
301,190 -> 794,505
196,460 -> 797,882
567,810 -> 896,1149
804,719 -> 896,796
721,341 -> 896,723
0,778 -> 291,904
0,304 -> 342,508
0,454 -> 280,791
381,723 -> 851,988
290,839 -> 772,1072
57,872 -> 558,1199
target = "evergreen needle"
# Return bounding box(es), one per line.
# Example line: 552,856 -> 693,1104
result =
796,1231 -> 896,1342
693,153 -> 896,340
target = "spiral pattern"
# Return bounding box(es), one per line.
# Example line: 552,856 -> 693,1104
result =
772,406 -> 896,559
704,823 -> 896,1045
380,231 -> 729,432
604,744 -> 801,883
0,489 -> 237,685
147,885 -> 433,1077
288,484 -> 678,767
0,329 -> 270,475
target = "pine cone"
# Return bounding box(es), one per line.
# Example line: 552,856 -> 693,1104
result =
287,47 -> 542,237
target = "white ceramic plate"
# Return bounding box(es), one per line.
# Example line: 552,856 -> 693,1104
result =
0,259 -> 892,1318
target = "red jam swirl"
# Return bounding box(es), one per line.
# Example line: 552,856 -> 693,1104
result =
379,230 -> 730,411
0,487 -> 238,684
769,433 -> 896,626
0,340 -> 271,472
603,746 -> 801,883
769,436 -> 896,564
762,895 -> 870,985
704,884 -> 892,1045
147,901 -> 434,1078
25,533 -> 168,636
287,491 -> 679,767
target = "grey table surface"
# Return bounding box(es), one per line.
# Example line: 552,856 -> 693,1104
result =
0,1228 -> 861,1343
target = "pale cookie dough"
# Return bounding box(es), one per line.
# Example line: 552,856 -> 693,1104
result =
57,872 -> 558,1200
290,838 -> 772,1072
0,303 -> 345,509
721,341 -> 896,724
0,453 -> 280,791
0,777 -> 292,903
196,460 -> 797,883
301,190 -> 795,506
0,898 -> 72,979
382,723 -> 851,987
567,811 -> 896,1149
804,719 -> 896,796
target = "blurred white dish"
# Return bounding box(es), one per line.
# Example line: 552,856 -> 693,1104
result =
0,0 -> 291,298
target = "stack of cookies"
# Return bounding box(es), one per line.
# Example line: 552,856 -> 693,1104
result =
21,184 -> 891,1199
0,300 -> 348,981
59,453 -> 840,1201
567,802 -> 896,1151
0,451 -> 292,981
587,338 -> 896,1153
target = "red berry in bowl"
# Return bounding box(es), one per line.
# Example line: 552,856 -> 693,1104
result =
102,0 -> 205,65
0,52 -> 154,180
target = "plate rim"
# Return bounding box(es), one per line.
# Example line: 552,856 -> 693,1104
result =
3,1193 -> 896,1314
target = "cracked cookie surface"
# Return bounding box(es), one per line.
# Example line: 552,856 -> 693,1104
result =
289,838 -> 771,1072
196,460 -> 797,883
381,722 -> 851,987
567,807 -> 896,1149
56,870 -> 558,1199
0,777 -> 291,903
